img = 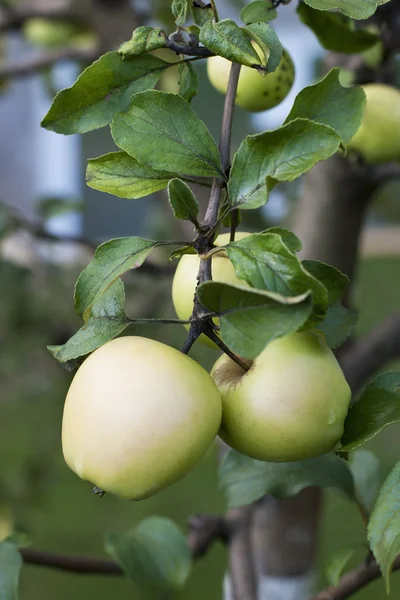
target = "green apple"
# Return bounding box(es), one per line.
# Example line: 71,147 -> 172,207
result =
207,48 -> 295,112
153,48 -> 182,94
347,84 -> 400,164
211,330 -> 351,462
172,232 -> 250,348
23,18 -> 96,49
62,336 -> 222,500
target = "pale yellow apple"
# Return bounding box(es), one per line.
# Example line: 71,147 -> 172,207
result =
207,48 -> 295,112
23,19 -> 83,47
211,330 -> 351,462
172,232 -> 250,348
153,48 -> 182,94
347,84 -> 400,164
62,336 -> 222,500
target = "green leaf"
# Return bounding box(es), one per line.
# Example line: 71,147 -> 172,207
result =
86,151 -> 173,199
340,372 -> 400,452
168,179 -> 199,223
0,542 -> 22,600
178,62 -> 199,102
325,546 -> 357,586
302,259 -> 357,348
191,1 -> 214,27
36,197 -> 83,220
105,517 -> 192,598
219,450 -> 355,508
285,69 -> 366,144
302,259 -> 349,303
197,282 -> 313,359
199,19 -> 263,67
48,280 -> 130,363
368,460 -> 400,592
317,302 -> 358,349
75,237 -> 158,319
111,90 -> 222,178
224,233 -> 328,322
349,449 -> 381,514
240,1 -> 277,25
262,227 -> 302,253
303,0 -> 384,19
244,22 -> 282,72
118,27 -> 167,58
41,52 -> 168,134
172,0 -> 188,27
298,3 -> 379,53
228,118 -> 341,209
169,245 -> 196,260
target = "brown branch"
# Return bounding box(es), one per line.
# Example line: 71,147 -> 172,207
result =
312,554 -> 400,600
340,313 -> 400,394
21,514 -> 226,575
0,45 -> 99,79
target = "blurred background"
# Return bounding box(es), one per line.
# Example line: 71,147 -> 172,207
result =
0,0 -> 399,598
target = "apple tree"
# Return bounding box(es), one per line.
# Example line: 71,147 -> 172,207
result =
1,1 -> 400,599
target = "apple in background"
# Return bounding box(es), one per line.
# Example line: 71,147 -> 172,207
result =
207,48 -> 295,112
62,336 -> 222,500
211,330 -> 351,462
172,232 -> 250,348
347,84 -> 400,164
153,48 -> 182,94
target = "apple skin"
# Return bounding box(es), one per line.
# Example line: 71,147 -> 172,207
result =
62,336 -> 222,500
211,330 -> 351,462
347,84 -> 400,164
172,232 -> 250,348
207,49 -> 295,112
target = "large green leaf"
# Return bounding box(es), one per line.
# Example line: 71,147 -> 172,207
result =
111,90 -> 222,177
224,233 -> 328,321
41,52 -> 168,134
75,237 -> 159,320
228,118 -> 341,209
199,19 -> 263,66
0,542 -> 22,600
219,450 -> 355,508
105,517 -> 192,599
340,372 -> 400,452
197,282 -> 312,359
86,152 -> 174,199
298,4 -> 379,53
285,69 -> 366,144
303,0 -> 386,19
368,460 -> 400,592
48,280 -> 129,363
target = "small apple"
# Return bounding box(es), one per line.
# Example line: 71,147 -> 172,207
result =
172,232 -> 250,348
23,19 -> 81,47
153,48 -> 182,94
211,330 -> 351,462
347,84 -> 400,164
62,336 -> 222,500
207,48 -> 295,112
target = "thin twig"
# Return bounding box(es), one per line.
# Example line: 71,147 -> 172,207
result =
312,554 -> 400,600
340,313 -> 400,394
204,325 -> 250,372
181,61 -> 241,354
0,45 -> 99,79
165,38 -> 214,58
20,514 -> 226,575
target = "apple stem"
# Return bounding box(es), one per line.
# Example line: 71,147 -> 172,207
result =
204,325 -> 249,372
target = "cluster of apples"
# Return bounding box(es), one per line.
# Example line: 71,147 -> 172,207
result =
62,233 -> 352,501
